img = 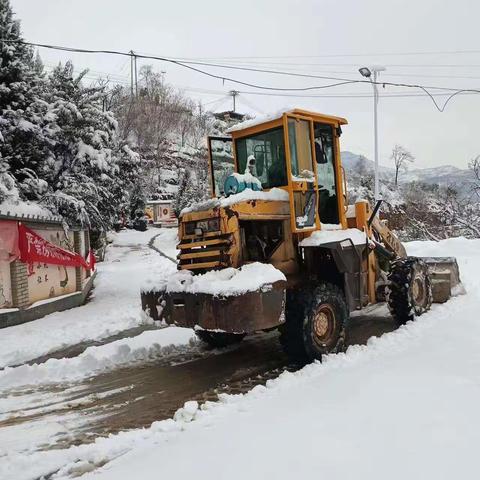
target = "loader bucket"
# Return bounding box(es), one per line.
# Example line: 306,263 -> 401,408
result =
141,280 -> 286,334
421,257 -> 462,303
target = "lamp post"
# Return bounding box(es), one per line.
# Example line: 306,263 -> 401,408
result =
359,65 -> 386,204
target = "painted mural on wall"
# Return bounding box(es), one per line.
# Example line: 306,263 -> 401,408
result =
26,227 -> 76,303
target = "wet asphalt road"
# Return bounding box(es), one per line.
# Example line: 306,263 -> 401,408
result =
0,304 -> 396,452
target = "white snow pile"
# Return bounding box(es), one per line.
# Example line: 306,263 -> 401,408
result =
181,187 -> 289,215
229,171 -> 262,188
300,227 -> 368,247
291,169 -> 315,183
0,228 -> 178,368
143,262 -> 286,297
0,327 -> 197,390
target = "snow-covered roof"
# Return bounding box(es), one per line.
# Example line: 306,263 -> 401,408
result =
226,108 -> 348,133
300,228 -> 369,247
181,188 -> 289,215
146,200 -> 172,205
0,200 -> 61,223
226,108 -> 291,133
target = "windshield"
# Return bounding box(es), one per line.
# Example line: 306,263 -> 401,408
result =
235,127 -> 287,189
314,123 -> 339,224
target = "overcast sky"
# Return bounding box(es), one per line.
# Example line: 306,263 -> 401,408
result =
10,0 -> 480,170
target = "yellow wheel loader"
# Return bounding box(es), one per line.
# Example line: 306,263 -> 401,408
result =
141,109 -> 461,361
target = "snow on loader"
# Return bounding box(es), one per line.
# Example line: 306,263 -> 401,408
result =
141,109 -> 461,360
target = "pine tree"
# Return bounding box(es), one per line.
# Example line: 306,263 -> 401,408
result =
40,62 -> 123,229
0,0 -> 51,201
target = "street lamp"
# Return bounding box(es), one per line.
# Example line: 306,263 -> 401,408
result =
359,65 -> 386,204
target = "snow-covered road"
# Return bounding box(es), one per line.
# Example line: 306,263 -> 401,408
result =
1,235 -> 479,480
0,229 -> 179,368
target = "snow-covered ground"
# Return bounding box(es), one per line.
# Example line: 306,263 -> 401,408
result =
0,229 -> 180,368
0,228 -> 200,464
2,236 -> 479,480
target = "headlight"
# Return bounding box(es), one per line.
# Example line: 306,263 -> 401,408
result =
184,221 -> 196,235
184,218 -> 220,236
208,218 -> 220,232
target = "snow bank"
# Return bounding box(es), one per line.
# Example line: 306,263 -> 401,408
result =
300,227 -> 368,247
143,262 -> 286,297
0,228 -> 179,368
0,327 -> 196,390
181,188 -> 289,215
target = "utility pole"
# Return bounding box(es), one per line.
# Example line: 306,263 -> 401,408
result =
134,54 -> 138,97
372,68 -> 380,203
130,50 -> 138,97
359,65 -> 386,204
229,90 -> 239,112
130,50 -> 134,97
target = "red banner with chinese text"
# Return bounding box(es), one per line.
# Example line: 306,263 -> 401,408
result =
18,224 -> 94,270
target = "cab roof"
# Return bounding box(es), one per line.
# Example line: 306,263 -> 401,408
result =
226,108 -> 348,135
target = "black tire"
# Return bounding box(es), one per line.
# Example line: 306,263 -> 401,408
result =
195,330 -> 246,348
279,289 -> 308,360
387,257 -> 432,326
280,283 -> 348,362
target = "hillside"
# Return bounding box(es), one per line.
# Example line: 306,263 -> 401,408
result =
341,151 -> 473,192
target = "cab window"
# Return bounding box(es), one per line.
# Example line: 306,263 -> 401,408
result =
235,127 -> 287,188
288,118 -> 315,181
208,137 -> 234,197
314,123 -> 339,224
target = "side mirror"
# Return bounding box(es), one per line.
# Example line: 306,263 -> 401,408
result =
315,141 -> 328,164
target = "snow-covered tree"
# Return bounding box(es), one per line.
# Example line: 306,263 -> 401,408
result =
470,155 -> 480,199
38,62 -> 135,230
0,0 -> 51,202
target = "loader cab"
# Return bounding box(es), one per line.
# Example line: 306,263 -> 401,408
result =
207,109 -> 348,231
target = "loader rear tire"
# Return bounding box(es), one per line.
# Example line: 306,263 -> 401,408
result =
387,257 -> 432,326
195,330 -> 245,348
280,283 -> 348,362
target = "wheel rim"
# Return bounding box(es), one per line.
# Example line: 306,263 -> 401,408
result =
312,304 -> 336,346
412,275 -> 426,307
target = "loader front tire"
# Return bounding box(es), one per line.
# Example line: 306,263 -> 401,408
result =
387,257 -> 432,326
280,283 -> 348,362
195,330 -> 245,348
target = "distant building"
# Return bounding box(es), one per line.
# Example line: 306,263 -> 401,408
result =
145,200 -> 178,227
213,111 -> 246,122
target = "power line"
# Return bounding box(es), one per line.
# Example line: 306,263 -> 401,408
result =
168,48 -> 480,59
4,39 -> 480,112
236,90 -> 476,99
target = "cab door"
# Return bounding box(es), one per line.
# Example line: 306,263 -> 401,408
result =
207,136 -> 234,198
283,114 -> 320,233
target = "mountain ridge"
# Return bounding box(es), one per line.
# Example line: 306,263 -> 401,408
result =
341,151 -> 472,190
